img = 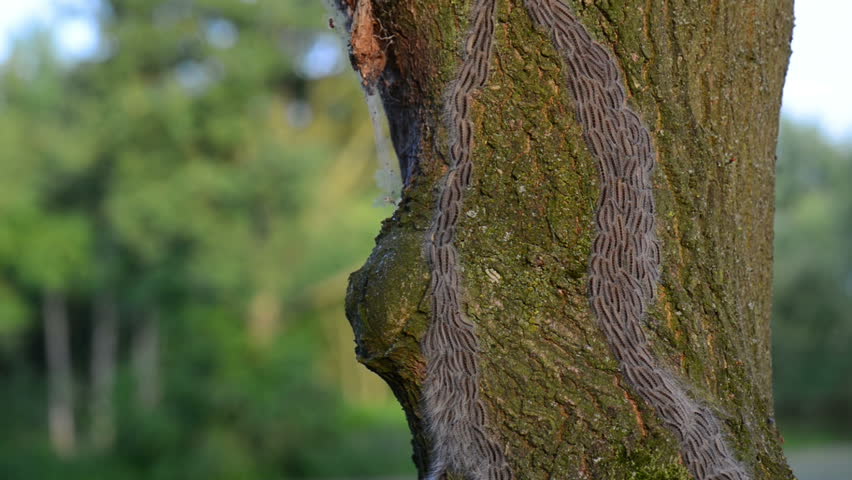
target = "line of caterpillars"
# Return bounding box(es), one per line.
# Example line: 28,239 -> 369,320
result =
423,0 -> 749,479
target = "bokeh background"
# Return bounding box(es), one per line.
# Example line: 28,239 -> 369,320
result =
0,1 -> 849,479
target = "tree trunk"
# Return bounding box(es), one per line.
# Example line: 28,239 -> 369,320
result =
340,0 -> 794,479
247,289 -> 281,348
43,290 -> 76,457
89,290 -> 118,450
132,309 -> 160,411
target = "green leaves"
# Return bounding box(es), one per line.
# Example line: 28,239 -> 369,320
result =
0,0 -> 410,478
773,120 -> 852,432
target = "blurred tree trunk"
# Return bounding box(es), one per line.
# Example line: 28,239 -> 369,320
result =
248,289 -> 281,348
43,290 -> 76,457
342,0 -> 795,478
132,309 -> 160,411
89,290 -> 118,450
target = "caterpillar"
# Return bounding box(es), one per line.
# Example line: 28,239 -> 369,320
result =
523,1 -> 750,478
422,0 -> 513,478
418,0 -> 749,479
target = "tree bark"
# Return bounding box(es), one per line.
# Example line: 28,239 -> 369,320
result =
43,290 -> 76,457
89,290 -> 118,450
132,308 -> 160,411
247,289 -> 281,348
341,0 -> 794,478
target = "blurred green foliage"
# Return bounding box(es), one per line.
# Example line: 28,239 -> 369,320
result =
773,120 -> 852,441
0,0 -> 412,478
0,1 -> 849,478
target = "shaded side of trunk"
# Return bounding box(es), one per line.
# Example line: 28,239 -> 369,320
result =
132,309 -> 160,411
342,0 -> 794,478
89,290 -> 118,450
43,290 -> 76,457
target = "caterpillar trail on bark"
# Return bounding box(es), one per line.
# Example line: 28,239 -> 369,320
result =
420,0 -> 749,477
522,0 -> 750,478
422,0 -> 514,479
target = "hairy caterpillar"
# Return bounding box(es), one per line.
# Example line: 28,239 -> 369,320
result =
522,0 -> 750,478
422,0 -> 513,479
411,0 -> 749,478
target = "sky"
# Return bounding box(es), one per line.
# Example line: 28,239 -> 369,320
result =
781,0 -> 852,139
0,0 -> 99,62
0,1 -> 850,139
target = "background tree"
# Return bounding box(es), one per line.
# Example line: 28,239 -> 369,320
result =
773,120 -> 852,436
341,0 -> 797,478
0,1 -> 413,478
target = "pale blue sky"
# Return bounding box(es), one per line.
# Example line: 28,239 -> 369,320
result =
781,0 -> 852,139
0,0 -> 850,139
0,0 -> 99,61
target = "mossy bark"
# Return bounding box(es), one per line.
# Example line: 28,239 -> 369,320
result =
343,0 -> 795,478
